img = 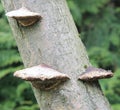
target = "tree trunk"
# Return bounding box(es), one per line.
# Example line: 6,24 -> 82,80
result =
2,0 -> 111,110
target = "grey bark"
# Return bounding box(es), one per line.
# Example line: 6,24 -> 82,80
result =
2,0 -> 111,110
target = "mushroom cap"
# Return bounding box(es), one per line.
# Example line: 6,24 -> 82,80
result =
78,67 -> 113,81
6,7 -> 41,19
14,64 -> 69,82
6,7 -> 41,26
14,64 -> 69,90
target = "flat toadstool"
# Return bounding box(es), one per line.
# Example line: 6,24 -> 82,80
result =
78,67 -> 113,81
14,64 -> 69,90
6,7 -> 41,27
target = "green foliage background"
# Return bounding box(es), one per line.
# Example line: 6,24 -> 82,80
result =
0,0 -> 120,110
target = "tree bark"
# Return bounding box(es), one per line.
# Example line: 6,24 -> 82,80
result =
2,0 -> 112,110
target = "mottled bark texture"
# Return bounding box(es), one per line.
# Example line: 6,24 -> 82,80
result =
2,0 -> 111,110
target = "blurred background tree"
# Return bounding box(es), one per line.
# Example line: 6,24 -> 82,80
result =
0,0 -> 120,110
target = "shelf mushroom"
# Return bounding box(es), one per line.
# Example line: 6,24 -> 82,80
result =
78,67 -> 113,81
14,64 -> 69,90
6,7 -> 41,27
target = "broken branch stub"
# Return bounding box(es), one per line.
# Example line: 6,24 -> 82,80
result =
6,7 -> 41,27
14,64 -> 69,90
78,67 -> 113,81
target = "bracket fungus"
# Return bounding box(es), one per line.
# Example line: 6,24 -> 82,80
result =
6,7 -> 41,27
14,64 -> 69,90
78,67 -> 113,81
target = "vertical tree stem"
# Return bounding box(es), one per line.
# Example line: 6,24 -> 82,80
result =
2,0 -> 111,110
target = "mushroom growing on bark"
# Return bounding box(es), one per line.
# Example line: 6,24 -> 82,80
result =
78,67 -> 113,81
6,7 -> 41,27
14,64 -> 69,90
